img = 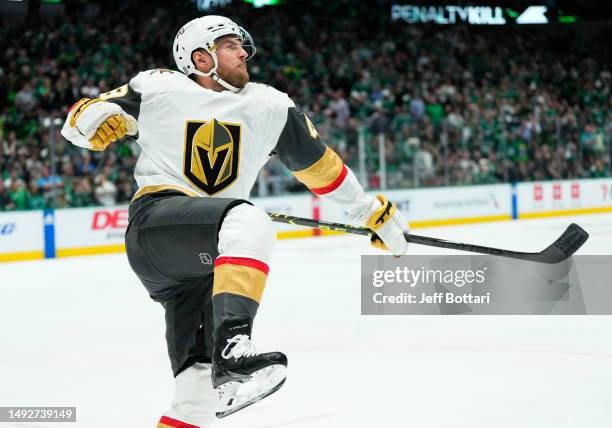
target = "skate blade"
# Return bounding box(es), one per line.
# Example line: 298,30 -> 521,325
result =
216,364 -> 286,418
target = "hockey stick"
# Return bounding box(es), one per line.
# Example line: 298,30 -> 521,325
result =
267,213 -> 589,264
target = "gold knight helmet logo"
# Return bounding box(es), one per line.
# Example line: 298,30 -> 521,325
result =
183,119 -> 241,195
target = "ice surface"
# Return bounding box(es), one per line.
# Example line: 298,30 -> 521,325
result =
1,214 -> 611,427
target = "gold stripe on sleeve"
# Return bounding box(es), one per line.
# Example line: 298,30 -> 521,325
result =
291,146 -> 344,190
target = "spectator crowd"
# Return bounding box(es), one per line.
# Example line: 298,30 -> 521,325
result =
0,1 -> 610,210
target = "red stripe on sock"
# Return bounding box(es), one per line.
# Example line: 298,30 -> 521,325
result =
214,256 -> 270,275
159,416 -> 200,428
310,164 -> 348,195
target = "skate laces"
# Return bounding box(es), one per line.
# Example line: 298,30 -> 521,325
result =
221,334 -> 257,360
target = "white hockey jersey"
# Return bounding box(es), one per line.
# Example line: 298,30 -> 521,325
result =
65,68 -> 373,219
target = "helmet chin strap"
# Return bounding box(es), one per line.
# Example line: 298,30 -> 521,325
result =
191,52 -> 243,93
211,72 -> 242,93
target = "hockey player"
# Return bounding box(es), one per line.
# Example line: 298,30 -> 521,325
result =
61,15 -> 409,428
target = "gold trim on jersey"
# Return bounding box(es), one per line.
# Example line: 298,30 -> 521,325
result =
182,119 -> 242,196
131,184 -> 200,202
291,146 -> 344,189
99,84 -> 129,101
213,264 -> 267,303
304,113 -> 319,139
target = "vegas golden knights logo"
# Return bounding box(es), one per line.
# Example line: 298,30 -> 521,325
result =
183,119 -> 241,195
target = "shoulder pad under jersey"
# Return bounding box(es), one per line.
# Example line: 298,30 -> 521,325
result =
130,69 -> 199,94
242,82 -> 295,108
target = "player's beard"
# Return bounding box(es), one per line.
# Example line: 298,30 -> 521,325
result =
218,62 -> 249,89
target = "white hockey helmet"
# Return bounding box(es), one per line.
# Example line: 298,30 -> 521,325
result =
173,15 -> 256,92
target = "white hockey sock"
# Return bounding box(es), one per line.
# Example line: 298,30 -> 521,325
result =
158,363 -> 216,428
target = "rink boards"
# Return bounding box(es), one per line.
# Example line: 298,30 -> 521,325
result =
1,177 -> 612,262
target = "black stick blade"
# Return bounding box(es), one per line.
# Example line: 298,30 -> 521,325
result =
534,223 -> 589,264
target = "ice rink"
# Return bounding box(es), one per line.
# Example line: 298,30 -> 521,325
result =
1,214 -> 611,428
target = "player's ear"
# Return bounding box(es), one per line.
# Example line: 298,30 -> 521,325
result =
192,49 -> 211,72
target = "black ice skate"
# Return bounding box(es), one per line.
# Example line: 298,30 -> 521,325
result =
213,323 -> 287,418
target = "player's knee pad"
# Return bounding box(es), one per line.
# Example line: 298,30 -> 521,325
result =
218,203 -> 275,264
159,363 -> 216,428
214,204 -> 274,307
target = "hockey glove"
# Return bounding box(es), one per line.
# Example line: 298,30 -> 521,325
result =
61,98 -> 137,151
364,194 -> 409,256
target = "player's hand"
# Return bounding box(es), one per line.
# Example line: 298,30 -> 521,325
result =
364,194 -> 409,256
61,98 -> 138,151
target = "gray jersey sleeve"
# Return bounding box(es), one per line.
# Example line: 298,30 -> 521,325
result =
273,108 -> 327,172
99,80 -> 142,120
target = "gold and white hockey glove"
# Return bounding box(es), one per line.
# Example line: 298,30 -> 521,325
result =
61,98 -> 138,151
363,194 -> 409,256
